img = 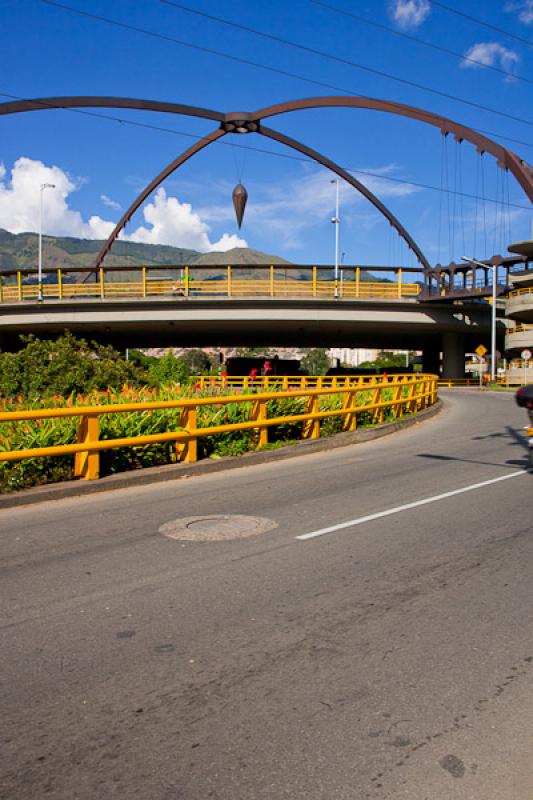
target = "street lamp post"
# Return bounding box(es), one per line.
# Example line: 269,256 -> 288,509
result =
461,255 -> 498,382
330,178 -> 340,298
38,183 -> 55,301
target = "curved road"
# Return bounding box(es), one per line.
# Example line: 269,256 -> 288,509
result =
1,391 -> 532,799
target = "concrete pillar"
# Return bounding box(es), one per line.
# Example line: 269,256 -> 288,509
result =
422,346 -> 440,376
442,332 -> 465,379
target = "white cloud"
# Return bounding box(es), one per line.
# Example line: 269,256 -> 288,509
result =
505,0 -> 533,24
100,194 -> 122,211
0,158 -> 246,251
127,188 -> 247,251
209,232 -> 248,251
0,156 -> 112,239
389,0 -> 430,30
461,42 -> 520,75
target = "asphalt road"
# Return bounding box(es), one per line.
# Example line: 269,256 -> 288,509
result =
1,390 -> 532,800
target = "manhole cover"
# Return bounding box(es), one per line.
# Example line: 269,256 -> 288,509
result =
159,514 -> 278,541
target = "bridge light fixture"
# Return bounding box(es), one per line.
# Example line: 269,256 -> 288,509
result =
461,255 -> 497,382
38,183 -> 55,302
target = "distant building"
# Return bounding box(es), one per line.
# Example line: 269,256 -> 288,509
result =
328,348 -> 381,367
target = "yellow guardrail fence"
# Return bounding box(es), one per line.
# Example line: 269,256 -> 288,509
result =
509,287 -> 533,297
437,378 -> 483,387
195,373 -> 419,391
0,375 -> 438,481
0,265 -> 420,303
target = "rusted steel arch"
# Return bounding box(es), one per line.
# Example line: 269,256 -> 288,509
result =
95,121 -> 428,269
0,96 -> 224,123
260,125 -> 430,270
2,95 -> 530,201
7,94 -> 529,267
252,96 -> 533,204
3,98 -> 426,267
96,128 -> 227,267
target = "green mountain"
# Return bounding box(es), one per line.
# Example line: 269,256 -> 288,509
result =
0,230 -> 387,282
0,229 -> 200,272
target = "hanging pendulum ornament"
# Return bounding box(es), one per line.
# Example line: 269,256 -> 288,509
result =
232,183 -> 248,229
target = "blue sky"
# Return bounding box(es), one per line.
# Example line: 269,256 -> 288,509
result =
0,0 -> 531,267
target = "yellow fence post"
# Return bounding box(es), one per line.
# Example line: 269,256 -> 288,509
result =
184,266 -> 189,297
406,380 -> 417,413
57,268 -> 63,300
302,394 -> 320,439
251,398 -> 268,448
270,265 -> 275,297
176,407 -> 198,463
142,266 -> 147,297
342,390 -> 357,432
17,271 -> 22,301
74,415 -> 100,480
312,266 -> 317,298
392,382 -> 403,418
398,268 -> 402,298
99,267 -> 105,299
371,385 -> 384,424
355,266 -> 360,298
227,265 -> 232,297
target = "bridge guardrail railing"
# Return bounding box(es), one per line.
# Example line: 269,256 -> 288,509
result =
437,378 -> 484,387
0,375 -> 438,482
195,373 -> 420,391
0,265 -> 421,303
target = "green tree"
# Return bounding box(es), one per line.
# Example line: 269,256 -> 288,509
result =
181,349 -> 215,375
0,332 -> 141,398
301,348 -> 331,375
358,350 -> 416,369
146,351 -> 189,386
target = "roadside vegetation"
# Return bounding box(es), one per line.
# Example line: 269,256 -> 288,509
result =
0,334 -> 407,493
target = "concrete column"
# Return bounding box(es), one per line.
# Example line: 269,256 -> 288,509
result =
442,332 -> 466,379
422,346 -> 440,376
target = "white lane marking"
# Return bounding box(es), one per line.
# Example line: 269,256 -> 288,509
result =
296,470 -> 528,541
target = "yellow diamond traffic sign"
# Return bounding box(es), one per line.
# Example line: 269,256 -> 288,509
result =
475,345 -> 488,358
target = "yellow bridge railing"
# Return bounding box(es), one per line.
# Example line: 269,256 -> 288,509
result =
195,373 -> 419,391
0,375 -> 438,481
0,266 -> 421,303
437,378 -> 484,387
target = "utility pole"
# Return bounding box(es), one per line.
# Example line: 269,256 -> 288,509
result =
330,179 -> 340,298
38,183 -> 55,302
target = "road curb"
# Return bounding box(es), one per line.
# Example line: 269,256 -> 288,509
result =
0,399 -> 443,509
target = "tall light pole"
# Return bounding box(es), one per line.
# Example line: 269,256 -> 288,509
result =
38,183 -> 55,301
461,255 -> 498,382
330,178 -> 340,298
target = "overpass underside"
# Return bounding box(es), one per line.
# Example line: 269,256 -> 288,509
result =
0,296 -> 501,378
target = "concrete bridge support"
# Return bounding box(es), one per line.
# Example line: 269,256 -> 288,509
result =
422,345 -> 441,376
442,332 -> 466,380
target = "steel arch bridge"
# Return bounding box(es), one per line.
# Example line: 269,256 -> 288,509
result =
1,94 -> 532,273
